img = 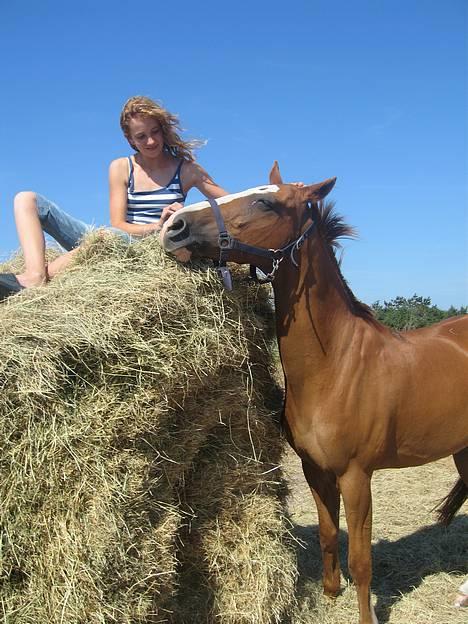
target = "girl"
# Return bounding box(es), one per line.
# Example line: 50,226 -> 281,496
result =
0,96 -> 228,299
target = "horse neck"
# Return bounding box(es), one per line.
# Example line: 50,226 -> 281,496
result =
272,235 -> 359,364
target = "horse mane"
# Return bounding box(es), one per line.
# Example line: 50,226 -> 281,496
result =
312,201 -> 379,324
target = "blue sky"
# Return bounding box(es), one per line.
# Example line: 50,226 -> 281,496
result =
1,0 -> 466,308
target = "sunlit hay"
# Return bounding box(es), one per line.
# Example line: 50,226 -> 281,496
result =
0,232 -> 296,623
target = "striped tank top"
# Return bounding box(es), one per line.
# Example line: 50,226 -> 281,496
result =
126,156 -> 186,224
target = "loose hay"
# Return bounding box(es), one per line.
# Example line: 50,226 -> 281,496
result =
0,233 -> 297,624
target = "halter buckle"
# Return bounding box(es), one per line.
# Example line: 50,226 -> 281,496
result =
218,232 -> 233,249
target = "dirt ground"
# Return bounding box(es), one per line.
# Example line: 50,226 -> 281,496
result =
283,449 -> 467,624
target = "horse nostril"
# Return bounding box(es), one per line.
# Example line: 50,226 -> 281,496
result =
168,218 -> 184,232
168,219 -> 190,242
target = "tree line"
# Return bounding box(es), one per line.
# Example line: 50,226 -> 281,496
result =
371,295 -> 467,331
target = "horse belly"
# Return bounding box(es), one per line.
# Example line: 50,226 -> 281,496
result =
391,366 -> 468,465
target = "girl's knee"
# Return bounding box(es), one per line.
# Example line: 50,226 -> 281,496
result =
14,191 -> 37,214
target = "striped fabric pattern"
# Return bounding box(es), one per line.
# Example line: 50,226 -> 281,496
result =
126,157 -> 186,224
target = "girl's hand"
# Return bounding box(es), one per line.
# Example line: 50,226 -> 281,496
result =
159,202 -> 184,225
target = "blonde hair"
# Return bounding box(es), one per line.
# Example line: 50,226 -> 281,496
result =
120,96 -> 203,161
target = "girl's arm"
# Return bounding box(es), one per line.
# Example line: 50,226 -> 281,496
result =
181,162 -> 229,200
156,161 -> 228,229
109,158 -> 161,235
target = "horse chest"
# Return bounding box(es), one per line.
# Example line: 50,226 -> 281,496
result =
283,396 -> 353,472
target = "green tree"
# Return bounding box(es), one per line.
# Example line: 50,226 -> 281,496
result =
372,294 -> 467,331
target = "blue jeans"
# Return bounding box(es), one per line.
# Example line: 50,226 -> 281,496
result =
36,194 -> 133,250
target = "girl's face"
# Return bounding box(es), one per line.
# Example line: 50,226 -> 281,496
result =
128,114 -> 164,158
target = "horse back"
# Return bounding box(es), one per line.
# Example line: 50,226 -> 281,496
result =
405,313 -> 468,344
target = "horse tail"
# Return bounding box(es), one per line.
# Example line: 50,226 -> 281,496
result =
436,478 -> 468,526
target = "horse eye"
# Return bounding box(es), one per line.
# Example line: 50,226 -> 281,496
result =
253,198 -> 274,210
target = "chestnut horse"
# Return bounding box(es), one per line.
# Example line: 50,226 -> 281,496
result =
161,165 -> 468,624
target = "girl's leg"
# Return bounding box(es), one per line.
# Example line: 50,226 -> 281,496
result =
14,192 -> 48,287
46,247 -> 81,278
12,192 -> 90,288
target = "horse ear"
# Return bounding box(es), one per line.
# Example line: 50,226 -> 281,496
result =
269,161 -> 283,184
302,177 -> 336,201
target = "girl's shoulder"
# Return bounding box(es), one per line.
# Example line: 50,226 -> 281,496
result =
109,157 -> 131,184
180,158 -> 203,178
110,156 -> 131,168
179,159 -> 201,190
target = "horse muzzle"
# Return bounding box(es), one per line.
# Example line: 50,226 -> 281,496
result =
161,213 -> 194,253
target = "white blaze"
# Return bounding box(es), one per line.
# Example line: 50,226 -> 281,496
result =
161,184 -> 280,244
181,185 -> 280,214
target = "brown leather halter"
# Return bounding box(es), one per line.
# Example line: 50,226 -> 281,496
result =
207,198 -> 317,290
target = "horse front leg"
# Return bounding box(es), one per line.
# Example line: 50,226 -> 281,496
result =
339,465 -> 378,624
301,459 -> 341,597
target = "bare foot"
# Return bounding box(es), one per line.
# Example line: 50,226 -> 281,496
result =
454,592 -> 468,608
454,580 -> 468,608
454,593 -> 468,608
16,271 -> 48,289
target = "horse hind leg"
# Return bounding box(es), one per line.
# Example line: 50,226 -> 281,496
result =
301,460 -> 341,598
436,447 -> 468,526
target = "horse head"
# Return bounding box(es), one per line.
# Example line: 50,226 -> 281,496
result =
161,163 -> 336,272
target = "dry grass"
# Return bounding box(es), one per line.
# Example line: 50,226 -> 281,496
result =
0,233 -> 297,624
285,451 -> 467,623
1,233 -> 465,623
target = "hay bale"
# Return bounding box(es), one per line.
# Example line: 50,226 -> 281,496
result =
0,234 -> 297,623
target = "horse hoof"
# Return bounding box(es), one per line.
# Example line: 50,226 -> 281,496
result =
324,589 -> 339,599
